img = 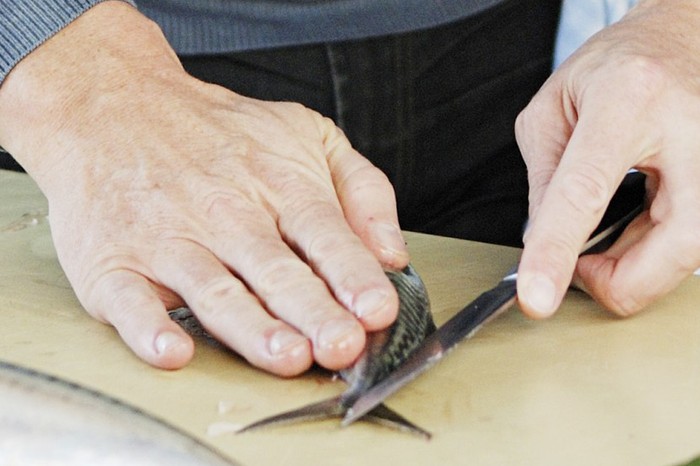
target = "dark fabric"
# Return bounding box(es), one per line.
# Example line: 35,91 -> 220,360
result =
138,0 -> 504,55
181,0 -> 562,246
0,151 -> 21,171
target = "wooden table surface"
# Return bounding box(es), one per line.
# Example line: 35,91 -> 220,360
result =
1,168 -> 699,466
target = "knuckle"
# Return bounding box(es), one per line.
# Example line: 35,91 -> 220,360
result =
202,189 -> 256,219
238,254 -> 344,329
341,164 -> 394,202
315,113 -> 344,139
192,276 -> 246,318
276,100 -> 310,116
529,233 -> 580,278
515,96 -> 546,133
80,251 -> 141,299
559,168 -> 611,218
514,109 -> 533,150
361,163 -> 392,187
528,166 -> 556,197
306,228 -> 359,265
604,286 -> 644,317
276,174 -> 331,203
277,171 -> 338,210
515,105 -> 536,140
86,272 -> 162,328
618,56 -> 668,99
280,197 -> 344,242
252,257 -> 311,298
265,101 -> 321,131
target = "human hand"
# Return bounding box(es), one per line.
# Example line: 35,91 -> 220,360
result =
514,0 -> 700,318
0,2 -> 408,375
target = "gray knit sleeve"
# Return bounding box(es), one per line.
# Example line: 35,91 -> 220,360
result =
0,0 -> 136,85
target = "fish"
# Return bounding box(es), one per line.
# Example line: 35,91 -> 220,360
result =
232,263 -> 436,438
0,360 -> 238,466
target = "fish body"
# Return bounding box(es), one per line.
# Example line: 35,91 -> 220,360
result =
235,264 -> 435,438
340,264 -> 435,397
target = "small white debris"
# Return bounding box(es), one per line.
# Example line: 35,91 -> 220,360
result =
206,421 -> 243,437
217,400 -> 237,415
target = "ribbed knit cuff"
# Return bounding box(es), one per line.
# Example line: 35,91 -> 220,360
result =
0,0 -> 136,86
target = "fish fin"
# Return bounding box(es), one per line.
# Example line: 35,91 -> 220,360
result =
236,396 -> 344,434
363,404 -> 432,440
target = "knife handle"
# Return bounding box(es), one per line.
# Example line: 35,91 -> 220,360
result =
582,170 -> 646,255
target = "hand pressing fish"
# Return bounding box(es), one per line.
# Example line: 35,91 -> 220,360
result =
170,264 -> 435,438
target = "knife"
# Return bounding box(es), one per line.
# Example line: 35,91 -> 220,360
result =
342,172 -> 646,428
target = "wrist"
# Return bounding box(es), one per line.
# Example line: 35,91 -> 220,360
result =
0,0 -> 137,86
0,1 -> 182,184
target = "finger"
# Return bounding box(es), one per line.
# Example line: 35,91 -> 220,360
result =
87,270 -> 194,370
275,185 -> 400,333
577,204 -> 700,316
324,123 -> 409,269
205,201 -> 372,369
517,104 -> 638,318
151,238 -> 314,377
226,235 -> 367,371
570,209 -> 652,294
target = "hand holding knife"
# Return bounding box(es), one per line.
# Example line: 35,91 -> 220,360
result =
342,172 -> 646,428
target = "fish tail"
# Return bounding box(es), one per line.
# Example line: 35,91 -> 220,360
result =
361,404 -> 432,440
236,396 -> 345,434
237,395 -> 431,439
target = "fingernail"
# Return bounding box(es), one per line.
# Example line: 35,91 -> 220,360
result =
524,273 -> 557,317
317,319 -> 359,351
155,331 -> 184,355
371,222 -> 408,260
268,330 -> 308,356
354,289 -> 389,319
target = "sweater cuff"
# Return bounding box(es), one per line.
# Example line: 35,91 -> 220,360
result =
0,0 -> 136,85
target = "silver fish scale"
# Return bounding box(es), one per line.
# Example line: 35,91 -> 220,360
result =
341,265 -> 435,396
376,267 -> 435,377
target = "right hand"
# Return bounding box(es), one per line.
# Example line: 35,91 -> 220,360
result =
515,0 -> 700,319
0,1 -> 409,376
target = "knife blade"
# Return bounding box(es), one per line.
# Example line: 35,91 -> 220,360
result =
342,173 -> 646,428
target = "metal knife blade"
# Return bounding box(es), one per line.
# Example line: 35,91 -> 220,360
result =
342,271 -> 517,427
342,174 -> 645,428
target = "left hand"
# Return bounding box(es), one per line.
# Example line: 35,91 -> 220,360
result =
0,2 -> 408,375
515,0 -> 700,318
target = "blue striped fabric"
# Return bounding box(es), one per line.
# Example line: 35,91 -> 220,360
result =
136,0 -> 503,56
0,0 -> 135,84
554,0 -> 638,68
0,0 -> 501,86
